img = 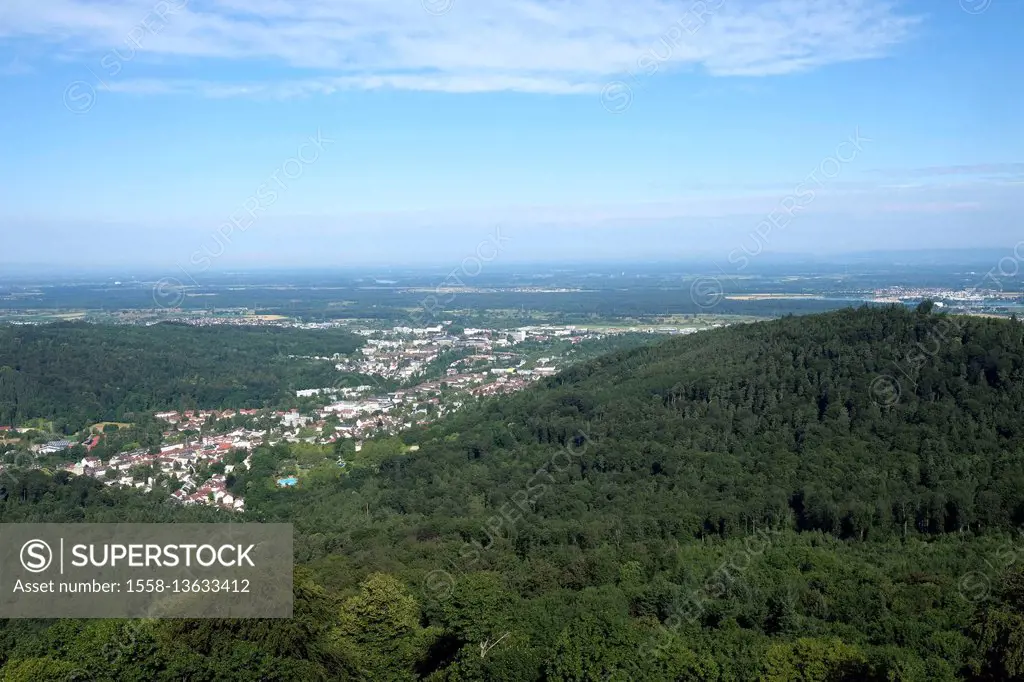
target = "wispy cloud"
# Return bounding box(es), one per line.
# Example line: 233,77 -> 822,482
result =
0,0 -> 921,97
870,163 -> 1024,178
876,201 -> 983,213
0,56 -> 33,76
103,74 -> 604,97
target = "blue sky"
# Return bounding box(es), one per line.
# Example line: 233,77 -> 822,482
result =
0,0 -> 1021,272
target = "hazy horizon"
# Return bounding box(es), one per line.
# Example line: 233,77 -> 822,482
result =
3,246 -> 1021,282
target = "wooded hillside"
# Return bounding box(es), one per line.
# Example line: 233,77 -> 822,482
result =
4,306 -> 1024,680
0,323 -> 362,431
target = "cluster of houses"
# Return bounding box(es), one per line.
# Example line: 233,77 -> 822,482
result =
169,472 -> 245,510
155,408 -> 263,431
60,423 -> 261,512
332,324 -> 578,382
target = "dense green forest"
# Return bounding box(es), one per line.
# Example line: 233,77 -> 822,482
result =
5,306 -> 1024,680
0,323 -> 362,432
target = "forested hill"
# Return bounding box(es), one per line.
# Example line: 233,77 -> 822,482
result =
289,303 -> 1024,575
422,302 -> 1024,539
6,306 -> 1024,680
0,322 -> 362,431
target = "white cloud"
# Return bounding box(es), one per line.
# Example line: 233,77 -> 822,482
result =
0,0 -> 921,96
0,56 -> 34,75
871,163 -> 1024,178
